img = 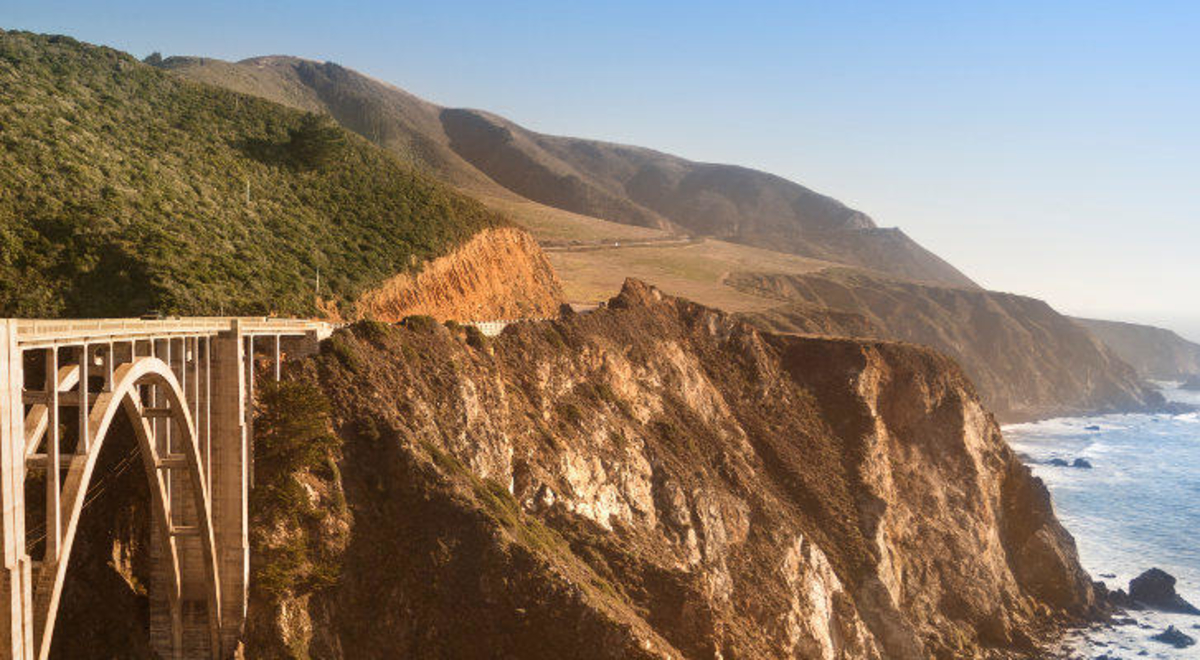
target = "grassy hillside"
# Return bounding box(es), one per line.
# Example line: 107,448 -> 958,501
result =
546,238 -> 835,312
0,31 -> 504,318
164,55 -> 978,289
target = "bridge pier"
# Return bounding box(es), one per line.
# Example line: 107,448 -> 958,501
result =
0,322 -> 32,660
210,324 -> 249,655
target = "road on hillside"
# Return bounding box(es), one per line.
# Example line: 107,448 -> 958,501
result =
539,237 -> 703,253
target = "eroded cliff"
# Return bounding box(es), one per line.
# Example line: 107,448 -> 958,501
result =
354,226 -> 565,322
246,280 -> 1098,658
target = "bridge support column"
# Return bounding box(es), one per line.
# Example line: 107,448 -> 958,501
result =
0,321 -> 32,660
210,323 -> 249,656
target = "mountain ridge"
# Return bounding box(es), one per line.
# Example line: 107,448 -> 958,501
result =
734,268 -> 1167,422
162,54 -> 979,289
1073,317 -> 1200,380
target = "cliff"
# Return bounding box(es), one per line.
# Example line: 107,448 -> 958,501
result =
735,268 -> 1164,422
354,227 -> 564,322
246,280 -> 1098,659
1073,317 -> 1200,380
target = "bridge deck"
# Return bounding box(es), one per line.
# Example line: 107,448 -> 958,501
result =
14,318 -> 335,347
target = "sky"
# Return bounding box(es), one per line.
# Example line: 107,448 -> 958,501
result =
7,1 -> 1199,340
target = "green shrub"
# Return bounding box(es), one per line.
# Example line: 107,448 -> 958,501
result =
352,319 -> 393,344
251,380 -> 344,599
401,315 -> 439,334
284,113 -> 346,170
465,325 -> 487,350
543,326 -> 567,350
254,380 -> 339,482
321,334 -> 361,372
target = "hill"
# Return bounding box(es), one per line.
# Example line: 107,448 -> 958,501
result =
734,268 -> 1165,421
1073,318 -> 1200,380
0,32 -> 513,318
163,55 -> 978,288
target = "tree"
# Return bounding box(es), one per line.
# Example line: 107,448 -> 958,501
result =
285,113 -> 346,169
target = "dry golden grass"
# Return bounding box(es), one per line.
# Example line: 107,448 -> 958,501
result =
479,194 -> 670,244
474,191 -> 834,312
470,191 -> 832,313
547,238 -> 835,313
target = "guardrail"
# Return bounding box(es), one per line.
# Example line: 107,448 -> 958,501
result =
462,318 -> 553,337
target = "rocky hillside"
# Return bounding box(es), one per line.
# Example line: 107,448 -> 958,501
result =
0,31 -> 512,317
163,55 -> 978,289
734,269 -> 1164,422
355,226 -> 564,322
245,280 -> 1099,659
1073,318 -> 1200,380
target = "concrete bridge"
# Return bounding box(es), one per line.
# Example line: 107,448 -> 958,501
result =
463,317 -> 554,337
0,317 -> 333,660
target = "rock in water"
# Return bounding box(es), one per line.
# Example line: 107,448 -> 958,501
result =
1072,458 -> 1093,469
1150,625 -> 1196,648
1048,458 -> 1071,467
1129,568 -> 1200,614
1085,424 -> 1101,431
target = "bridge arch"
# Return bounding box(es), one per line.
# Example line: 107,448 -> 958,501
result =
1,317 -> 332,660
31,357 -> 221,660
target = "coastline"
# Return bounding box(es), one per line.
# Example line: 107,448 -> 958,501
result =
1003,382 -> 1200,656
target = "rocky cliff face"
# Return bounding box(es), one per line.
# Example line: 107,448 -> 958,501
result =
354,227 -> 564,321
247,280 -> 1098,659
735,269 -> 1164,422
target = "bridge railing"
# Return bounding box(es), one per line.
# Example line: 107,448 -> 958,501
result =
14,318 -> 335,347
462,317 -> 553,337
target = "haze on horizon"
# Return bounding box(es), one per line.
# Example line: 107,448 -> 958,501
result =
8,0 -> 1199,340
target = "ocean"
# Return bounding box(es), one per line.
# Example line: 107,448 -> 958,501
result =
1004,383 -> 1200,658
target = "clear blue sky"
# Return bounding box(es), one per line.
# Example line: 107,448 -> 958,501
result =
8,1 -> 1199,339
